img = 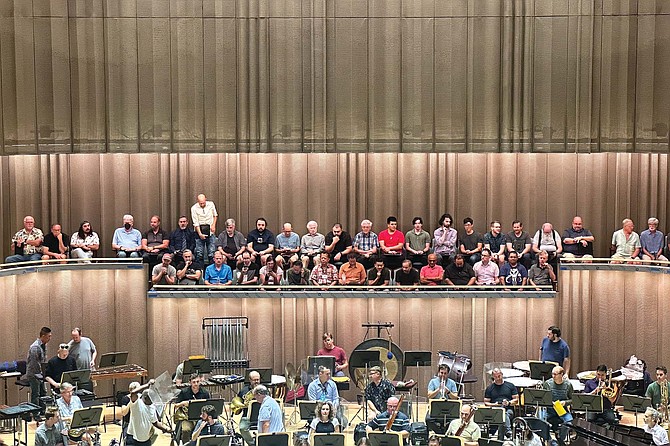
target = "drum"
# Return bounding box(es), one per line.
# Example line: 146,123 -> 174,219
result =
576,370 -> 596,382
438,352 -> 473,381
270,374 -> 287,399
507,377 -> 540,388
348,339 -> 406,389
513,361 -> 531,373
569,379 -> 585,392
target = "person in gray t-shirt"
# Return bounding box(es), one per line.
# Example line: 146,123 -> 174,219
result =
67,328 -> 97,370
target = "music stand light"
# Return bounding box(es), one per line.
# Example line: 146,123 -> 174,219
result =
98,352 -> 129,369
368,432 -> 402,446
403,351 -> 431,422
196,435 -> 231,446
619,394 -> 651,427
571,394 -> 603,421
187,399 -> 226,421
183,358 -> 213,375
312,433 -> 345,446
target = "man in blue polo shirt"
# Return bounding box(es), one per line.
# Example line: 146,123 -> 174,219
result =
204,251 -> 232,285
539,325 -> 570,376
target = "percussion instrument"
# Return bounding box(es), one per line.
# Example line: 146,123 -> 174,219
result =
513,360 -> 531,373
438,351 -> 473,382
269,374 -> 287,399
506,377 -> 540,388
577,370 -> 627,383
487,368 -> 524,379
202,317 -> 250,369
348,338 -> 406,389
91,364 -> 148,381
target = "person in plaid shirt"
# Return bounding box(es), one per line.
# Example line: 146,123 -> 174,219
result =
310,252 -> 338,288
353,219 -> 379,269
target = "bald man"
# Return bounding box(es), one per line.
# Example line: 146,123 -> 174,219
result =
190,194 -> 218,264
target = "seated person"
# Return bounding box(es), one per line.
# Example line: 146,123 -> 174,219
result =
444,254 -> 476,287
483,221 -> 506,266
445,404 -> 481,442
460,217 -> 483,266
405,217 -> 431,267
112,214 -> 142,258
186,405 -> 225,446
274,222 -> 300,269
316,333 -> 348,377
41,224 -> 70,262
542,366 -> 573,441
498,250 -> 528,291
420,254 -> 444,286
235,252 -> 260,285
216,218 -> 247,269
175,249 -> 203,285
583,364 -> 618,427
286,260 -> 310,286
366,397 -> 410,441
307,366 -> 340,410
259,257 -> 283,286
365,366 -> 396,419
309,401 -> 340,433
395,260 -> 419,290
169,216 -> 197,265
473,249 -> 499,285
69,221 -> 100,260
246,218 -> 275,266
611,218 -> 642,263
640,217 -> 668,262
505,220 -> 533,269
643,407 -> 669,446
141,215 -> 169,265
6,216 -> 43,263
301,221 -> 326,269
174,373 -> 211,443
562,216 -> 594,260
532,223 -> 562,266
56,382 -> 83,419
434,214 -> 458,267
367,260 -> 391,288
204,251 -> 233,285
34,406 -> 65,446
527,250 -> 556,290
45,343 -> 77,391
353,220 -> 379,270
151,253 -> 176,286
310,253 -> 339,288
324,223 -> 353,267
339,253 -> 367,286
378,216 -> 405,270
484,368 -> 519,439
427,364 -> 458,400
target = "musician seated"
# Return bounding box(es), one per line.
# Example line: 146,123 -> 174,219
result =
643,407 -> 669,446
55,383 -> 83,419
366,397 -> 410,441
34,406 -> 66,446
45,344 -> 77,391
582,364 -> 618,427
309,401 -> 341,434
542,366 -> 573,441
238,371 -> 262,446
427,364 -> 458,401
484,368 -> 519,439
175,373 -> 211,443
445,404 -> 481,442
427,435 -> 440,446
308,366 -> 340,406
365,366 -> 396,420
185,404 -> 225,446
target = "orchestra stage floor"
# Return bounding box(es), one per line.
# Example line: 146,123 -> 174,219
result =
0,402 -> 645,446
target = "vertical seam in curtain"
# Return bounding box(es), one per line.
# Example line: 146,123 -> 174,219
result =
31,3 -> 39,152
67,13 -> 74,152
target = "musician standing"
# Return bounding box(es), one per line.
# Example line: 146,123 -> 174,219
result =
366,397 -> 410,440
316,333 -> 349,377
365,366 -> 396,419
427,364 -> 458,400
239,371 -> 262,446
643,408 -> 669,446
44,344 -> 77,391
34,407 -> 65,446
125,380 -> 172,446
445,404 -> 481,442
253,385 -> 284,433
542,366 -> 573,441
583,364 -> 618,426
186,405 -> 225,446
175,373 -> 211,444
67,328 -> 97,370
27,326 -> 52,406
539,325 -> 570,376
484,368 -> 519,438
646,366 -> 670,410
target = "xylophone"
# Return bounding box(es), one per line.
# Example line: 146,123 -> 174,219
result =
91,364 -> 148,381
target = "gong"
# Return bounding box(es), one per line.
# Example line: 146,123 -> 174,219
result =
348,338 -> 406,390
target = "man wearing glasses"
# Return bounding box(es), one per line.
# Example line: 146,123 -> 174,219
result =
364,366 -> 396,420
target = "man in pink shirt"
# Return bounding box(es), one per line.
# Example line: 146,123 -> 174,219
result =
420,253 -> 444,285
473,248 -> 500,285
378,216 -> 405,270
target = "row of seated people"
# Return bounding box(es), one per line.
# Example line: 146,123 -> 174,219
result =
150,249 -> 556,290
6,208 -> 668,272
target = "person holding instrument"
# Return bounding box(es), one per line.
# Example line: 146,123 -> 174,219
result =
484,368 -> 518,438
174,373 -> 210,444
365,366 -> 396,420
427,364 -> 458,400
445,404 -> 481,442
34,406 -> 66,446
583,364 -> 618,427
124,379 -> 172,446
366,397 -> 409,441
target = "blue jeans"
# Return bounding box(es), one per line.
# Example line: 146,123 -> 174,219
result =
195,235 -> 217,264
5,253 -> 42,263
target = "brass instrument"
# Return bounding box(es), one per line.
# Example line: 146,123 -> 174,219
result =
230,390 -> 255,415
600,369 -> 620,400
660,381 -> 669,423
512,417 -> 531,446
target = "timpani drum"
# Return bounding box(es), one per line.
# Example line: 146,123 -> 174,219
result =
569,379 -> 585,392
507,377 -> 540,389
513,361 -> 531,373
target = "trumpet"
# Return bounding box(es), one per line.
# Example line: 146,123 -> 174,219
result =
439,379 -> 446,398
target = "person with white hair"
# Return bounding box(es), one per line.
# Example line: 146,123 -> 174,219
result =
640,217 -> 668,262
112,214 -> 142,257
353,219 -> 379,270
253,385 -> 283,434
301,220 -> 325,269
643,407 -> 669,445
611,218 -> 641,263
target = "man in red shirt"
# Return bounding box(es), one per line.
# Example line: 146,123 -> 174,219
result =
420,253 -> 444,285
316,333 -> 348,377
378,216 -> 405,270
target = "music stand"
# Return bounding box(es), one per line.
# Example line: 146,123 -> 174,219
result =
245,368 -> 272,385
196,435 -> 231,446
298,401 -> 318,421
183,358 -> 213,375
349,350 -> 381,422
307,356 -> 336,381
98,352 -> 129,369
313,433 -> 345,446
529,361 -> 557,382
70,406 -> 104,430
474,406 -> 505,425
403,351 -> 431,422
523,388 -> 553,417
61,369 -> 92,389
571,394 -> 603,421
187,399 -> 226,421
619,394 -> 651,427
368,432 -> 402,446
429,399 -> 461,433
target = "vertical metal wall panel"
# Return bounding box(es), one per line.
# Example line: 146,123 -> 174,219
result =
401,18 -> 434,151
369,18 -> 401,151
69,18 -> 107,151
268,0 -> 300,18
369,0 -> 400,18
203,18 -> 237,151
268,18 -> 303,151
330,0 -> 368,18
635,15 -> 670,152
402,0 -> 434,18
33,0 -> 67,17
434,18 -> 467,152
171,18 -> 204,151
304,154 -> 339,224
105,18 -> 139,151
276,154 -> 309,226
68,0 -> 104,17
138,18 -> 171,151
104,0 -> 137,18
137,0 -> 170,18
171,0 -> 203,18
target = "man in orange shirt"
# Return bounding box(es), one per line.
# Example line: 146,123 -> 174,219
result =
339,253 -> 367,285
